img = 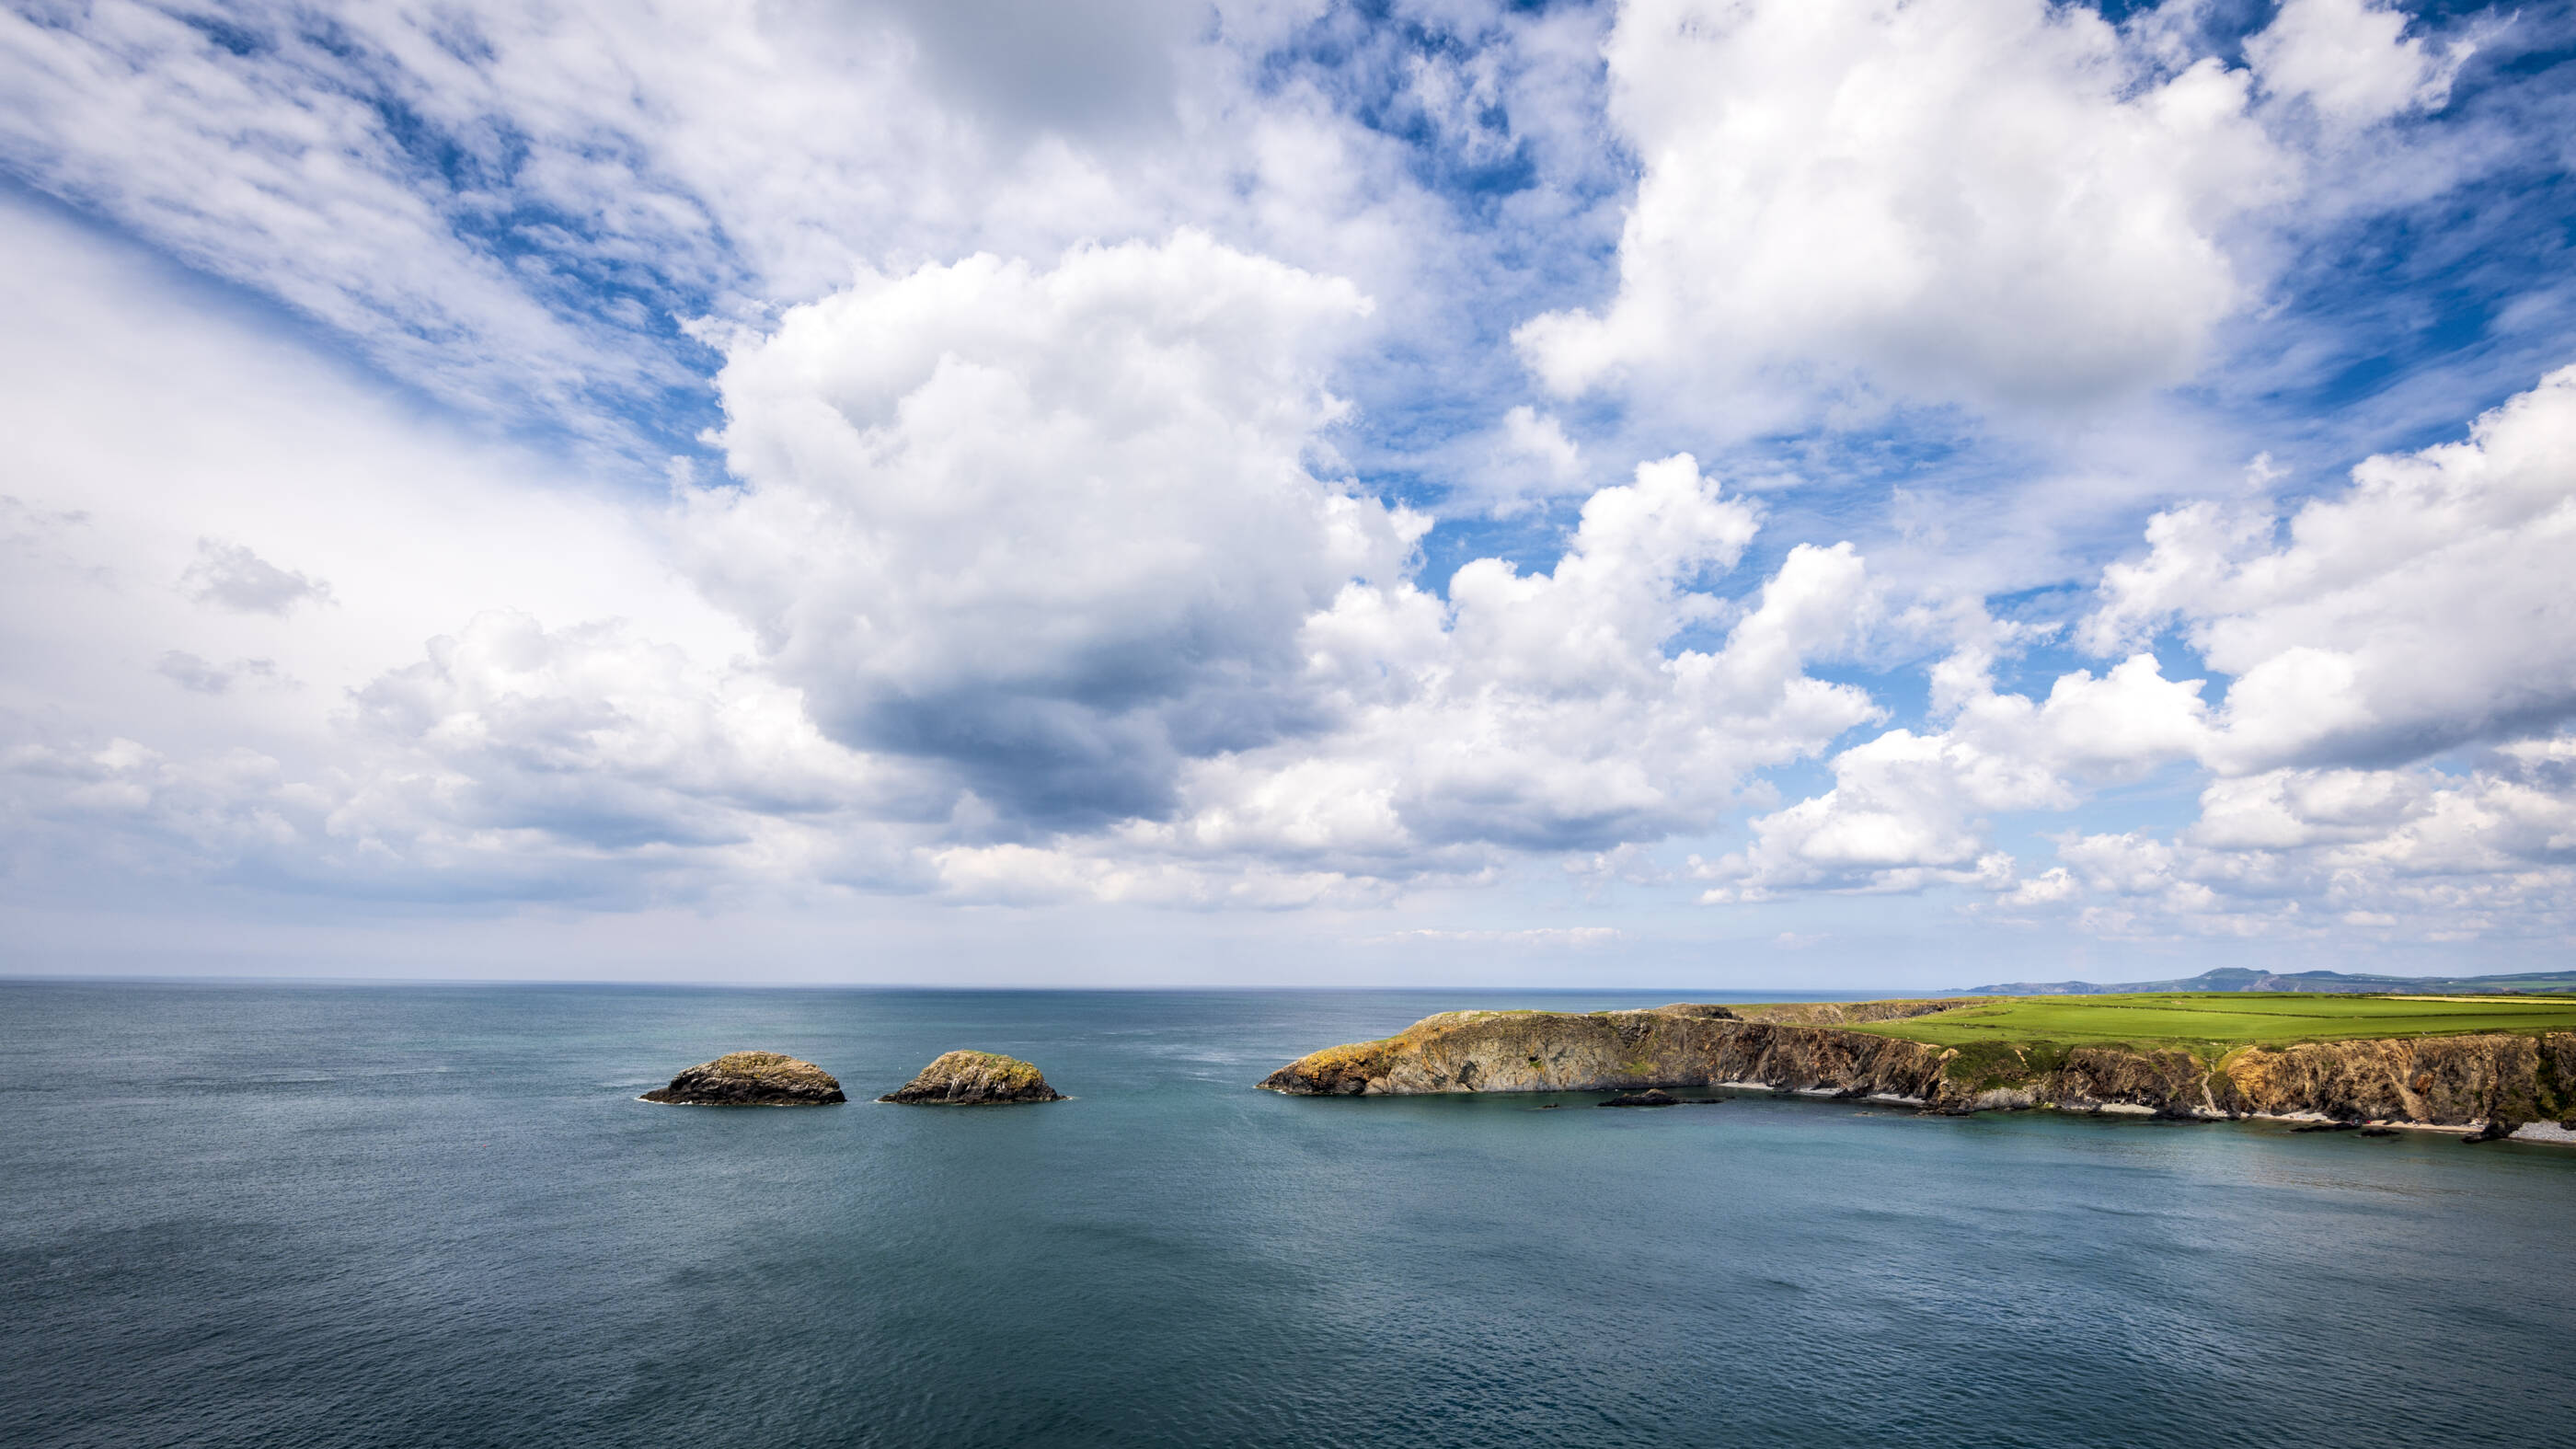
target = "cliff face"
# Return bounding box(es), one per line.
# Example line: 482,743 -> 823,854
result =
1258,1005 -> 2576,1133
1257,1006 -> 1950,1102
2220,1032 -> 2576,1128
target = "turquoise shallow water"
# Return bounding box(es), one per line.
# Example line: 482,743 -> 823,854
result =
4,981 -> 2573,1449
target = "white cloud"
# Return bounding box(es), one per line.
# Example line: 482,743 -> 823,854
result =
1477,404 -> 1586,510
2248,0 -> 2467,132
1216,456 -> 1879,857
179,539 -> 331,615
1699,649 -> 2208,897
1720,359 -> 2576,908
7,612 -> 899,904
1,0 -> 2568,975
2,197 -> 1895,917
1989,735 -> 2576,942
0,196 -> 822,903
793,449 -> 1885,904
2086,364 -> 2576,774
684,231 -> 1406,827
1516,0 -> 2286,417
0,0 -> 1623,471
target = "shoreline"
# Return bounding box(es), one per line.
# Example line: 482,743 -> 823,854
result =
1615,1081 -> 2576,1145
1708,1082 -> 2576,1144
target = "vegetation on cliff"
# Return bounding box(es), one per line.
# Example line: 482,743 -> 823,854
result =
1846,993 -> 2576,1053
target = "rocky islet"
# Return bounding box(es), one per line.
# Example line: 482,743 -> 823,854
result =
879,1050 -> 1064,1105
642,1051 -> 847,1106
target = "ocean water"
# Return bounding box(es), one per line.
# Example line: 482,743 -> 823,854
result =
4,982 -> 2572,1449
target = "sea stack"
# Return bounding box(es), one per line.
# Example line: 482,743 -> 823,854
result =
880,1050 -> 1064,1105
642,1051 -> 846,1106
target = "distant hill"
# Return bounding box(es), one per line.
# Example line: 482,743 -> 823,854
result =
1951,967 -> 2576,996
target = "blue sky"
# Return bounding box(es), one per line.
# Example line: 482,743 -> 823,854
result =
2,0 -> 2571,986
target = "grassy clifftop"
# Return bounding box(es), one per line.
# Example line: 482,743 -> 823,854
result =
1844,992 -> 2576,1062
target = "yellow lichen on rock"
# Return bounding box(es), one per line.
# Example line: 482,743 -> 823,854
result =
643,1051 -> 846,1106
880,1050 -> 1065,1105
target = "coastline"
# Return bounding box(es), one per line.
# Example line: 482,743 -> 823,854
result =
1672,1081 -> 2576,1144
1259,998 -> 2576,1146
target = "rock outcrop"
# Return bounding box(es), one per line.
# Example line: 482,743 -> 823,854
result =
1259,1004 -> 2576,1135
880,1051 -> 1064,1105
2219,1031 -> 2576,1133
1258,1005 -> 1950,1101
642,1051 -> 845,1106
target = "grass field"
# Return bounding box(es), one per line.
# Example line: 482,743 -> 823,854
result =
1843,992 -> 2576,1058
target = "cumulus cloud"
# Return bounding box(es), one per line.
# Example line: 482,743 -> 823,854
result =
1698,652 -> 2207,897
2086,364 -> 2576,773
1008,454 -> 1888,903
1991,735 -> 2576,942
1516,0 -> 2285,416
2,0 -> 2567,975
671,443 -> 1883,907
1476,404 -> 1587,509
1711,362 -> 2576,926
684,231 -> 1405,828
2248,0 -> 2467,132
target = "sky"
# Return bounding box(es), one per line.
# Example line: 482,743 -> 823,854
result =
2,0 -> 2572,988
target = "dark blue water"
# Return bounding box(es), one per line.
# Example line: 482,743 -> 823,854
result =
5,982 -> 2572,1449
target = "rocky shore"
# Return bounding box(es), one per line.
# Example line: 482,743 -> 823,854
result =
643,1051 -> 846,1106
1258,1004 -> 2576,1141
880,1050 -> 1064,1105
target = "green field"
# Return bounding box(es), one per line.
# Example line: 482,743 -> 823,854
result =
1845,992 -> 2576,1059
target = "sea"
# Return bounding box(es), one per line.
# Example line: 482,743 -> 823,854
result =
4,980 -> 2571,1449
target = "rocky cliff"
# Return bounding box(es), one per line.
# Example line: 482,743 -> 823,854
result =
1258,1004 -> 2576,1135
1258,1006 -> 1950,1101
880,1050 -> 1064,1105
643,1051 -> 846,1106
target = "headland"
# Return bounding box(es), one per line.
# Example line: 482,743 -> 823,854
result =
1259,994 -> 2576,1143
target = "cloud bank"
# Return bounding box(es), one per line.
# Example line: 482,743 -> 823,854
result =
0,0 -> 2567,980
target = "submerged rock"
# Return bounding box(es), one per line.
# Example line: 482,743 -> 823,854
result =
880,1051 -> 1064,1105
642,1051 -> 845,1106
1600,1089 -> 1681,1108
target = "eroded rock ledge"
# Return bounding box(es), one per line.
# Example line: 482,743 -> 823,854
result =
880,1050 -> 1064,1105
1257,1003 -> 2576,1138
643,1051 -> 845,1106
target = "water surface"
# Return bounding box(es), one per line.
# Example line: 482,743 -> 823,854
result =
4,982 -> 2570,1448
